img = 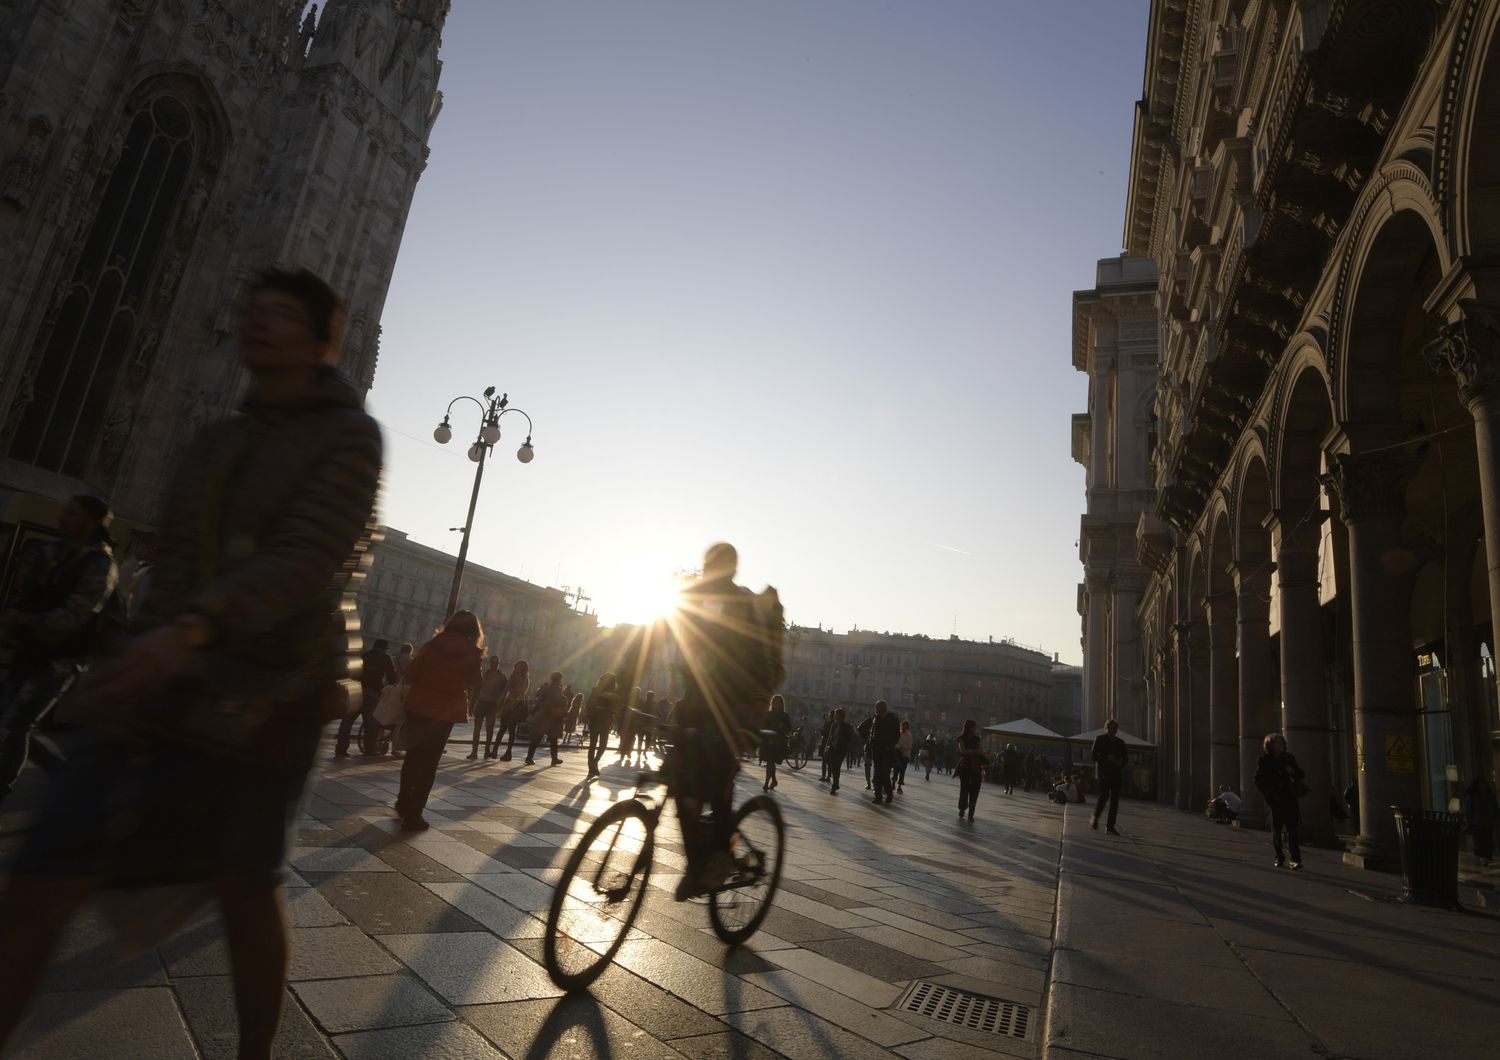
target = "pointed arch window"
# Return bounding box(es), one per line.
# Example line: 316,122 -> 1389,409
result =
12,93 -> 199,476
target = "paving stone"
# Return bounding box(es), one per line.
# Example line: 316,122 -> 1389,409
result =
402,839 -> 517,875
1051,946 -> 1285,1019
423,881 -> 549,939
590,965 -> 730,1041
894,1034 -> 1038,1060
38,906 -> 169,993
461,996 -> 684,1059
310,870 -> 483,935
173,977 -> 336,1060
333,1019 -> 505,1059
935,959 -> 1047,1004
777,877 -> 867,910
365,838 -> 467,882
291,973 -> 454,1034
665,1030 -> 783,1059
289,846 -> 395,873
741,967 -> 930,1046
722,1003 -> 898,1059
801,934 -> 952,984
850,922 -> 969,962
10,988 -> 198,1060
382,931 -> 562,1005
864,897 -> 982,931
464,866 -> 559,915
286,885 -> 351,928
759,905 -> 857,943
611,938 -> 783,1016
761,947 -> 904,1008
290,926 -> 403,981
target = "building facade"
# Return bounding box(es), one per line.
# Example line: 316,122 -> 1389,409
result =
1073,255 -> 1161,738
1113,0 -> 1500,865
0,0 -> 445,529
781,626 -> 1063,740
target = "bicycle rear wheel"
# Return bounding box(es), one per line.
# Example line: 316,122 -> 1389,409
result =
707,794 -> 785,945
787,742 -> 808,770
356,716 -> 381,756
544,800 -> 655,990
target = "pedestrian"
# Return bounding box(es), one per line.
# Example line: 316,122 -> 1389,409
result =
817,710 -> 834,781
0,267 -> 381,1060
857,710 -> 876,790
922,732 -> 938,780
467,656 -> 506,760
637,690 -> 661,760
524,670 -> 569,765
1254,732 -> 1306,868
1463,777 -> 1498,864
489,659 -> 530,761
396,612 -> 483,830
1090,718 -> 1127,835
826,707 -> 855,794
584,672 -> 619,778
564,692 -> 584,746
871,700 -> 900,804
0,495 -> 121,805
956,720 -> 985,821
1024,750 -> 1038,792
615,686 -> 640,766
762,694 -> 791,791
1001,743 -> 1022,795
894,719 -> 913,793
334,638 -> 394,757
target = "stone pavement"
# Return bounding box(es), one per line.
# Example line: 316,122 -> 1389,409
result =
1044,799 -> 1500,1060
2,732 -> 1064,1059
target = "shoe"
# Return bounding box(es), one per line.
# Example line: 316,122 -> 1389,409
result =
865,783 -> 872,790
1275,858 -> 1286,868
1090,818 -> 1099,830
333,749 -> 349,759
1289,860 -> 1302,870
551,757 -> 563,765
524,757 -> 535,765
830,786 -> 839,794
465,752 -> 477,760
674,851 -> 735,901
897,785 -> 904,793
586,768 -> 599,779
500,752 -> 512,762
1106,827 -> 1120,836
399,816 -> 429,832
968,812 -> 974,821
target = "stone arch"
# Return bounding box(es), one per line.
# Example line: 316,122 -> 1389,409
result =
1440,0 -> 1500,256
1327,163 -> 1449,424
1271,354 -> 1336,518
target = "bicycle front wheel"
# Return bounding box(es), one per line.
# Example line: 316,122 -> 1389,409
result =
708,794 -> 785,946
787,743 -> 808,770
544,800 -> 655,991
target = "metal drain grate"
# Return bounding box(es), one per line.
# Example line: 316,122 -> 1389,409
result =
898,981 -> 1032,1040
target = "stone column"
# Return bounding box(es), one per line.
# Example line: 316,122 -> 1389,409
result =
1272,514 -> 1335,838
1156,646 -> 1176,804
1429,303 -> 1500,700
1188,621 -> 1212,811
1323,451 -> 1421,867
1205,594 -> 1240,798
1232,564 -> 1274,825
1111,578 -> 1144,734
1171,621 -> 1192,809
1083,573 -> 1111,731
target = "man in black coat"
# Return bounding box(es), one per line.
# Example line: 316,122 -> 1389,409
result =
1091,719 -> 1128,834
871,699 -> 901,804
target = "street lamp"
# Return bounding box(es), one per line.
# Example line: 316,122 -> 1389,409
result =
432,386 -> 535,619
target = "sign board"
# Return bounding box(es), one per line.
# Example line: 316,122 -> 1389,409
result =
1385,734 -> 1415,775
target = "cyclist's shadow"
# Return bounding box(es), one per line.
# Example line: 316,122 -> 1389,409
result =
523,991 -> 616,1060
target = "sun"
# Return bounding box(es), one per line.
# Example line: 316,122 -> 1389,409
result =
597,559 -> 685,627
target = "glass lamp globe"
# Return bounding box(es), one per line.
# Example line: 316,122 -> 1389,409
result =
481,423 -> 502,445
516,442 -> 535,464
433,423 -> 453,445
467,442 -> 484,462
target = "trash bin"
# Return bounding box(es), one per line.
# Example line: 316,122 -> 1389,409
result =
1391,808 -> 1463,908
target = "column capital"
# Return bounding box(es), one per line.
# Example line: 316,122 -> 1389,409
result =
1425,299 -> 1500,410
1319,450 -> 1420,524
1084,571 -> 1112,593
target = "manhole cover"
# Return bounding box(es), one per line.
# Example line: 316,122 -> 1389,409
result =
897,981 -> 1033,1040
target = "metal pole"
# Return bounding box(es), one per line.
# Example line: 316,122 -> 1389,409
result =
445,442 -> 487,619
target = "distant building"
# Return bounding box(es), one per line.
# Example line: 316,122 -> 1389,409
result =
781,626 -> 1062,741
1045,663 -> 1084,737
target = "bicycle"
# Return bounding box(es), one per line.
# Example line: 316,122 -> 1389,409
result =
785,725 -> 809,771
543,751 -> 786,991
355,714 -> 394,756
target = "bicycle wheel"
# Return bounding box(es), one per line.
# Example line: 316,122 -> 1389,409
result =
544,800 -> 655,990
356,716 -> 380,756
787,742 -> 808,771
707,794 -> 785,946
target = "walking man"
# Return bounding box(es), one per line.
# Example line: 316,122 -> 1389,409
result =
467,656 -> 506,760
871,699 -> 900,804
826,707 -> 855,794
1091,718 -> 1127,835
922,732 -> 938,781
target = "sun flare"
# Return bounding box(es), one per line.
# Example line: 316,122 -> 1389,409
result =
597,559 -> 685,627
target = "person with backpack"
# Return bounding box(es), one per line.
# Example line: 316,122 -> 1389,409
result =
667,542 -> 784,898
0,495 -> 121,806
524,670 -> 569,765
488,659 -> 530,761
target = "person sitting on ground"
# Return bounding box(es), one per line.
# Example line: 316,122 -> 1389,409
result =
1050,772 -> 1086,804
1208,784 -> 1242,823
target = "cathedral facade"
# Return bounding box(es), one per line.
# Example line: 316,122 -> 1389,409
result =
0,0 -> 446,529
1104,0 -> 1500,867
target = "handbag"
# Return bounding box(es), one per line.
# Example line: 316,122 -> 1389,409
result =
373,682 -> 407,726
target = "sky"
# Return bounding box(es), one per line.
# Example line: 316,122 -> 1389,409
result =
368,1 -> 1150,663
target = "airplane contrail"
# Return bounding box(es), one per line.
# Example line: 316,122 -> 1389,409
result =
924,541 -> 972,557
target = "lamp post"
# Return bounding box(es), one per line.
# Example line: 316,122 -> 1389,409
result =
432,386 -> 535,620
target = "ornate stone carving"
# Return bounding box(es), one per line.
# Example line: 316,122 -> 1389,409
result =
1320,450 -> 1420,524
1425,300 -> 1500,410
0,116 -> 53,210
